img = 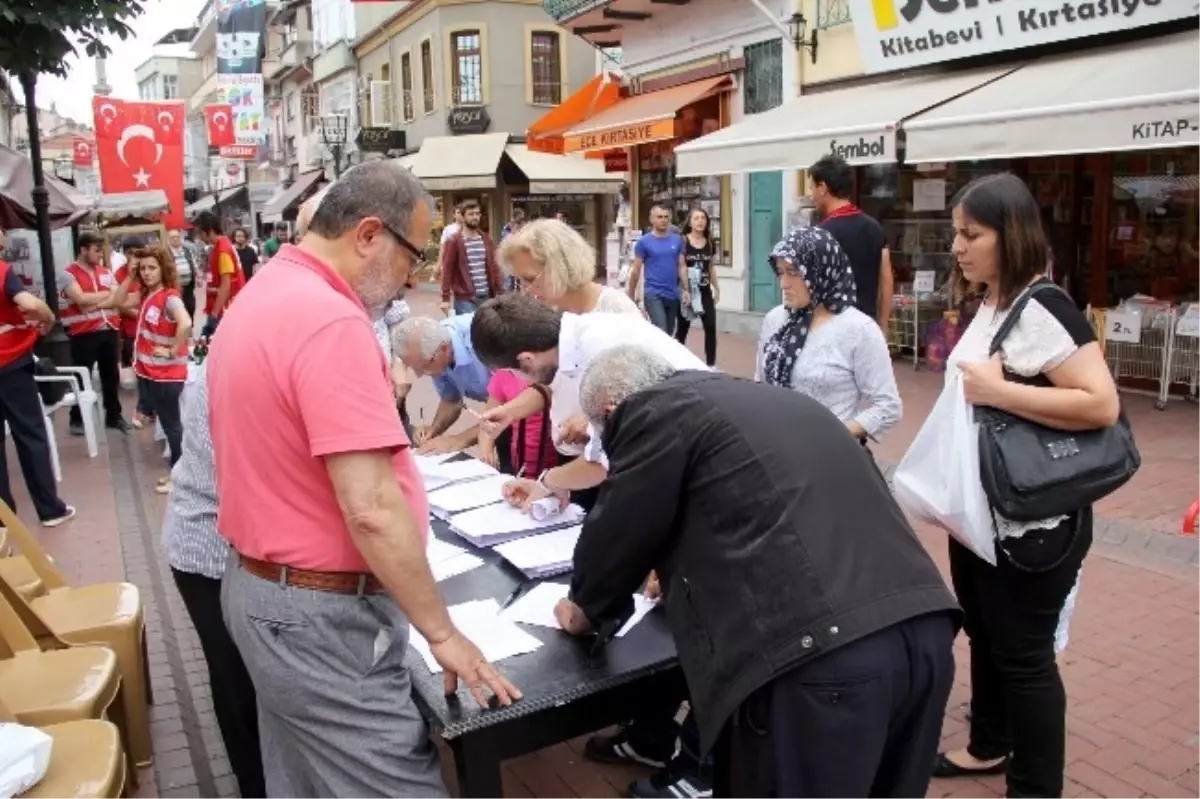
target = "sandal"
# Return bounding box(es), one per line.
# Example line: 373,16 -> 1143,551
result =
932,752 -> 1008,778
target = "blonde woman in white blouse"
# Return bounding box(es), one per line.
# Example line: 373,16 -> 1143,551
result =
480,219 -> 640,505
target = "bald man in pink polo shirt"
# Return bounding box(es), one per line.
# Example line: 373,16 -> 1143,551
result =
208,161 -> 520,797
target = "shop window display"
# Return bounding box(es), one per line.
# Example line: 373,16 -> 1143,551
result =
1107,148 -> 1199,306
636,94 -> 728,264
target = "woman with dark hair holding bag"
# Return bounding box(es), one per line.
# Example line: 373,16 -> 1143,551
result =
935,173 -> 1121,798
674,207 -> 720,366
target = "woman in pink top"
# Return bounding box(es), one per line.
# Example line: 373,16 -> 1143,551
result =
479,370 -> 556,477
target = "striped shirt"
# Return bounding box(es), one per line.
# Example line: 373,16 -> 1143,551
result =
463,233 -> 489,297
161,367 -> 227,580
373,298 -> 411,362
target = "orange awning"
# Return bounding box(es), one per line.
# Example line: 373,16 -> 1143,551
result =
527,73 -> 622,155
561,76 -> 731,154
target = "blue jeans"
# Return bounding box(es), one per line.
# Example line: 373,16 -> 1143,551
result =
453,299 -> 480,315
644,294 -> 680,336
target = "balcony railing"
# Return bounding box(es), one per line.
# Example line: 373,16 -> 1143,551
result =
542,0 -> 605,22
816,0 -> 853,29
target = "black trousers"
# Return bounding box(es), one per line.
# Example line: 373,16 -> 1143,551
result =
950,509 -> 1092,798
0,362 -> 67,521
181,280 -> 196,321
144,380 -> 184,466
171,569 -> 265,799
120,337 -> 154,417
714,611 -> 957,798
68,329 -> 122,425
676,285 -> 718,366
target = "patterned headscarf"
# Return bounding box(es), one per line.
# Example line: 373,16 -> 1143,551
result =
761,227 -> 857,388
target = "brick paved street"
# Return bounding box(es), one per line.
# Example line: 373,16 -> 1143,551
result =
10,287 -> 1197,797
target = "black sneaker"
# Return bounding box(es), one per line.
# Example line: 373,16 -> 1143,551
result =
68,421 -> 85,437
630,769 -> 713,798
583,725 -> 678,769
106,418 -> 133,434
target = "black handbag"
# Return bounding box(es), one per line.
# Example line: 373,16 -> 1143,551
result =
975,282 -> 1141,522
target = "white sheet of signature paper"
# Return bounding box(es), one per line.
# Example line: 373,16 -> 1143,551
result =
409,599 -> 543,673
500,582 -> 660,637
427,474 -> 511,519
449,502 -> 585,548
493,525 -> 582,578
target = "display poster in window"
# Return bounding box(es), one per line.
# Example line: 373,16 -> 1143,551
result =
216,74 -> 266,144
0,228 -> 74,301
1175,304 -> 1199,339
914,270 -> 937,294
1104,310 -> 1142,344
216,0 -> 266,75
912,179 -> 946,212
844,0 -> 1192,73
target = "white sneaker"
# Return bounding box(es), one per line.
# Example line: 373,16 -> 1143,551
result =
42,506 -> 77,528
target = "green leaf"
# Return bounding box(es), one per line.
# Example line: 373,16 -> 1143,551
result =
0,0 -> 146,76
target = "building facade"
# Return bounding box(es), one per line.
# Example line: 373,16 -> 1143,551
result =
10,103 -> 101,200
546,0 -> 798,329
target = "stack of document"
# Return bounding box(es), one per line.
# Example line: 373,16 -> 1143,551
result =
500,582 -> 660,637
449,501 -> 585,548
425,536 -> 484,583
427,474 -> 511,520
493,525 -> 582,578
419,457 -> 499,492
409,599 -> 543,673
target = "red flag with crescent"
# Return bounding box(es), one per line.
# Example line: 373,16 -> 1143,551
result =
71,137 -> 93,167
92,96 -> 186,228
205,104 -> 235,148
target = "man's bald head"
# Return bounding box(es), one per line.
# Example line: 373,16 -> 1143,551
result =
296,185 -> 330,240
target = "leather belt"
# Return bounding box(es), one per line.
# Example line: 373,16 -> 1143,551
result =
238,554 -> 385,596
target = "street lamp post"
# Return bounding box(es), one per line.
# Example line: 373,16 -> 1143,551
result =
318,114 -> 349,178
17,69 -> 71,365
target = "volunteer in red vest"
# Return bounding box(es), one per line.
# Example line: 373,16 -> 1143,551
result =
61,231 -> 130,433
193,211 -> 245,338
0,229 -> 76,527
111,245 -> 193,493
113,251 -> 157,429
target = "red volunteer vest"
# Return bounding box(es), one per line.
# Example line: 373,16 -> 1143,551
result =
114,264 -> 141,338
0,261 -> 38,367
205,236 -> 246,317
134,288 -> 188,382
60,262 -> 116,335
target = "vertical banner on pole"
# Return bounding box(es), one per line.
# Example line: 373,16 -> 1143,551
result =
216,0 -> 267,145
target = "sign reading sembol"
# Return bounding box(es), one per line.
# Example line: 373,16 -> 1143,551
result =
847,0 -> 1196,73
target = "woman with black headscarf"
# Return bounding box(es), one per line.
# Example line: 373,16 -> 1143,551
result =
755,226 -> 902,442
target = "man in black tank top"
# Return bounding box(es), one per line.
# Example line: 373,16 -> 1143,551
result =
810,155 -> 893,331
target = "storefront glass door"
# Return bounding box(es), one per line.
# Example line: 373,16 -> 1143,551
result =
748,171 -> 782,312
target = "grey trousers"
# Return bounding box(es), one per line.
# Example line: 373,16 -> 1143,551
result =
221,560 -> 447,798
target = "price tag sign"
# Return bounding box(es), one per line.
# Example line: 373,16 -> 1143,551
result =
1105,310 -> 1141,344
1175,304 -> 1199,339
914,270 -> 936,294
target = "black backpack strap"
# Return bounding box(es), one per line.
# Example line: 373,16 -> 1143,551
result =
988,281 -> 1065,357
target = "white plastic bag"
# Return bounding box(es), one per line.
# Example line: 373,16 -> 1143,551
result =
893,373 -> 996,565
0,722 -> 53,798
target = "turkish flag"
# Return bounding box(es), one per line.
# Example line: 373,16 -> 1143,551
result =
72,138 -> 93,167
92,96 -> 186,229
205,104 -> 235,148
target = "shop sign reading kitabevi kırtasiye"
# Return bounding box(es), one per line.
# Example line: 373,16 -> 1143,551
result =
847,0 -> 1196,73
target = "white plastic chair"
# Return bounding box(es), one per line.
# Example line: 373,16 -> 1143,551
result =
32,364 -> 101,482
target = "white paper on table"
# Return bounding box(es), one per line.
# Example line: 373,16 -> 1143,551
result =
427,474 -> 511,517
616,594 -> 661,638
409,599 -> 543,673
494,525 -> 582,574
500,582 -> 570,629
430,552 -> 485,582
450,502 -> 585,546
420,458 -> 499,491
426,536 -> 469,566
413,452 -> 457,473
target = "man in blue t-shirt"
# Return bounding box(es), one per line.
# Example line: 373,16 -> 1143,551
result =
628,204 -> 688,335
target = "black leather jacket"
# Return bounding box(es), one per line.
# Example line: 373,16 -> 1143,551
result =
570,371 -> 960,752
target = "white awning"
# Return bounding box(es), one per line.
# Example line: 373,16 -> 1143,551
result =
97,190 -> 170,218
259,169 -> 324,222
411,133 -> 509,191
185,194 -> 216,217
905,32 -> 1200,163
503,145 -> 623,194
674,67 -> 1011,177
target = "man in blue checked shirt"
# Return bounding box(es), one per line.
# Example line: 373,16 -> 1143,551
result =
161,367 -> 264,798
392,313 -> 507,461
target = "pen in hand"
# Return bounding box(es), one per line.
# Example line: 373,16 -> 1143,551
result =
500,580 -> 530,610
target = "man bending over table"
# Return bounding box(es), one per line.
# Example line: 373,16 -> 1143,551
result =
550,345 -> 961,798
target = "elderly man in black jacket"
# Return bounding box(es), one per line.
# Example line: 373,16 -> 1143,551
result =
552,345 -> 961,798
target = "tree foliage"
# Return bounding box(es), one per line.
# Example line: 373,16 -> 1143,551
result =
0,0 -> 147,78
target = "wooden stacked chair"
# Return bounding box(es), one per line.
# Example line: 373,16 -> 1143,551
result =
0,501 -> 152,768
0,695 -> 126,799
